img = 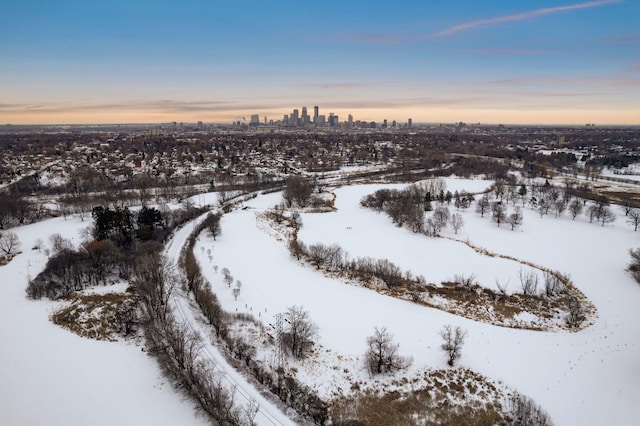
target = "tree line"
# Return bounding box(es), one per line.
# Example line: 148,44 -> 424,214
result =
27,203 -> 208,300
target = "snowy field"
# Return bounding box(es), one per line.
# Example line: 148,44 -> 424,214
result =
195,178 -> 640,426
0,217 -> 209,426
2,176 -> 640,425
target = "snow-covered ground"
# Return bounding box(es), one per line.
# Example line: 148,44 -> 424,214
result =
195,178 -> 640,426
3,176 -> 640,425
601,164 -> 640,182
0,217 -> 209,426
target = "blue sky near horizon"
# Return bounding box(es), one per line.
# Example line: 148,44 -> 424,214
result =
1,0 -> 638,124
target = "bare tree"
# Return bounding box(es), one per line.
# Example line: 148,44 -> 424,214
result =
133,255 -> 176,321
205,212 -> 222,240
543,271 -> 567,297
450,213 -> 464,234
537,197 -> 551,217
599,207 -> 615,226
0,231 -> 21,256
439,325 -> 467,367
243,398 -> 260,426
365,326 -> 412,374
221,267 -> 233,287
507,207 -> 523,231
627,248 -> 640,283
431,206 -> 450,235
49,233 -> 73,255
627,209 -> 640,231
568,199 -> 583,220
232,287 -> 240,301
282,305 -> 318,359
491,202 -> 507,227
586,204 -> 599,223
565,299 -> 585,329
475,195 -> 490,217
553,198 -> 567,217
519,269 -> 539,295
33,238 -> 44,253
453,273 -> 477,288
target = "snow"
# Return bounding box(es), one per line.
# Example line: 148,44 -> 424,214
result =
3,176 -> 640,425
196,178 -> 640,426
164,213 -> 299,426
0,217 -> 208,426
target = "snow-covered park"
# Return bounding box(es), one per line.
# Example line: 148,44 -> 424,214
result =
196,178 -> 640,426
1,177 -> 640,425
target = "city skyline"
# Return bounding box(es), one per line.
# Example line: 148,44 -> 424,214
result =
1,0 -> 639,125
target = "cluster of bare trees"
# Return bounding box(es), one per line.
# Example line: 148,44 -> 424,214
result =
0,193 -> 37,229
522,180 -> 618,226
289,239 -> 413,290
282,175 -> 316,208
361,180 -> 466,236
364,324 -> 467,375
518,269 -> 568,298
133,250 -> 255,425
505,392 -> 554,426
27,201 -> 208,300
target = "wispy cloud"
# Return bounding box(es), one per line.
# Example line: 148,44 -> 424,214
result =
605,32 -> 640,43
433,0 -> 622,37
0,99 -> 300,115
299,81 -> 394,89
461,48 -> 565,56
485,75 -> 640,88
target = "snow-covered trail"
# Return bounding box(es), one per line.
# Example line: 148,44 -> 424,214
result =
163,213 -> 299,426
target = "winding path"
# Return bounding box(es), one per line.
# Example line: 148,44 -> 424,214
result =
163,212 -> 298,426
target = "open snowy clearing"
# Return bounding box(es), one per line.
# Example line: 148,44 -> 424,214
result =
194,178 -> 640,426
0,217 -> 209,426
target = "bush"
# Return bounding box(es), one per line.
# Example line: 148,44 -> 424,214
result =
506,392 -> 554,426
627,248 -> 640,283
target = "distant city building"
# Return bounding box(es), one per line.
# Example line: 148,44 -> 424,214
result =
250,114 -> 260,125
348,114 -> 353,128
313,106 -> 319,123
408,118 -> 412,128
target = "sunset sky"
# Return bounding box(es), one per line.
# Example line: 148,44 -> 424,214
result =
1,0 -> 639,125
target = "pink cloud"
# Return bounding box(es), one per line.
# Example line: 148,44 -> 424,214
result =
462,48 -> 565,55
299,82 -> 394,89
433,0 -> 622,37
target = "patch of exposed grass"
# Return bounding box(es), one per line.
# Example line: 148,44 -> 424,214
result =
330,368 -> 505,426
51,290 -> 140,341
0,253 -> 17,266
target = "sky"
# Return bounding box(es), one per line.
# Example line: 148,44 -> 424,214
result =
1,0 -> 639,125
